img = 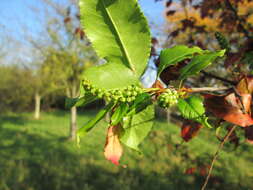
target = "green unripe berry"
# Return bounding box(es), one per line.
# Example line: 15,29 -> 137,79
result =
91,88 -> 96,94
96,88 -> 102,93
132,91 -> 138,96
119,97 -> 126,102
126,97 -> 132,102
98,93 -> 103,98
126,91 -> 132,96
85,85 -> 91,90
82,81 -> 145,103
157,88 -> 179,108
126,86 -> 133,91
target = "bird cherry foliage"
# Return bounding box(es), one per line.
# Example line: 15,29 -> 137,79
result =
66,0 -> 253,168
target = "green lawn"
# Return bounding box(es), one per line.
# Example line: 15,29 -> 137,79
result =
0,110 -> 253,190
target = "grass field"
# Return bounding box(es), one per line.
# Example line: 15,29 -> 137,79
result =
0,109 -> 253,190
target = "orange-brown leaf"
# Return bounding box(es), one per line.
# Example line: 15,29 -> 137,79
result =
237,76 -> 253,95
204,93 -> 253,127
207,76 -> 253,124
104,125 -> 123,165
152,80 -> 164,89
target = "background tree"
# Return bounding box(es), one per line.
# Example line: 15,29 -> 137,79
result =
30,0 -> 98,139
0,65 -> 34,113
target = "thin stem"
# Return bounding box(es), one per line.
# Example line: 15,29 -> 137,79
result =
201,125 -> 237,190
146,86 -> 232,95
185,86 -> 231,93
201,71 -> 237,85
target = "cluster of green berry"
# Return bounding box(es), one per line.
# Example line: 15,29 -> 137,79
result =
82,80 -> 143,103
215,32 -> 231,52
157,88 -> 179,108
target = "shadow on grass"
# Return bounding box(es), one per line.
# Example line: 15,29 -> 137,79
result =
0,125 -> 174,190
0,119 -> 249,190
0,115 -> 26,126
48,109 -> 100,118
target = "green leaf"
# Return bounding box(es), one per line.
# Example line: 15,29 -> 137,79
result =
83,63 -> 139,90
111,103 -> 129,126
78,102 -> 115,137
120,104 -> 154,151
179,49 -> 226,80
65,93 -> 97,109
157,45 -> 204,76
177,96 -> 211,128
65,83 -> 98,109
80,0 -> 151,78
127,93 -> 152,116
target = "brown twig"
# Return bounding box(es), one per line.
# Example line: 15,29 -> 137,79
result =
184,86 -> 231,93
201,125 -> 237,190
232,86 -> 246,114
201,71 -> 237,85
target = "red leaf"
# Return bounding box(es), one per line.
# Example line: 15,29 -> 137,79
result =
181,120 -> 202,142
185,167 -> 196,175
199,165 -> 210,176
245,126 -> 253,144
80,30 -> 85,40
104,125 -> 123,165
75,28 -> 81,35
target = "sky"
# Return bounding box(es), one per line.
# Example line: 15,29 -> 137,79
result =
0,0 -> 165,85
0,0 -> 166,40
